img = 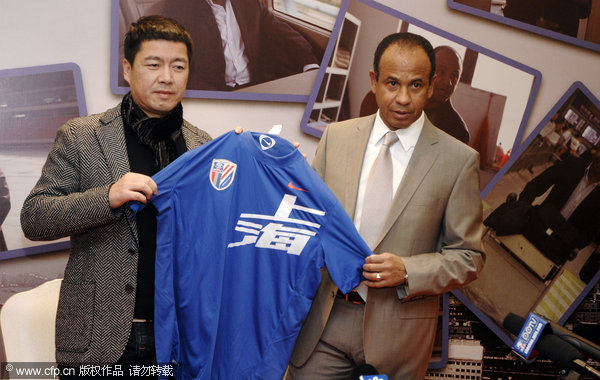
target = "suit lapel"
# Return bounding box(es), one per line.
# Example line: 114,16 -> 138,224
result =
343,115 -> 374,219
373,118 -> 440,250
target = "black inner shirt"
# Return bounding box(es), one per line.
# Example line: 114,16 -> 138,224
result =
124,126 -> 187,320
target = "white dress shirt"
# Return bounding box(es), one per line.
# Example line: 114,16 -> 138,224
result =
353,111 -> 425,232
561,164 -> 600,220
206,0 -> 251,88
352,111 -> 424,301
205,0 -> 318,88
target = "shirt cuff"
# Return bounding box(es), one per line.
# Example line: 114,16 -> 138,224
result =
396,284 -> 408,300
303,64 -> 319,72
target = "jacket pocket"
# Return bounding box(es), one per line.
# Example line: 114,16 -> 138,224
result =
55,281 -> 95,353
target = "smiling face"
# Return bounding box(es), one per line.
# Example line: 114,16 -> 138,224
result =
123,39 -> 189,118
369,43 -> 434,130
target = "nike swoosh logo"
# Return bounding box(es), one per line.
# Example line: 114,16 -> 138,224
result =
288,181 -> 307,192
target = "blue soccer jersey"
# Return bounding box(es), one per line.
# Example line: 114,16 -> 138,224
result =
131,131 -> 371,379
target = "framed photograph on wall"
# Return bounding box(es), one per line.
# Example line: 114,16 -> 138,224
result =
0,64 -> 86,347
111,0 -> 343,102
447,0 -> 600,53
301,0 -> 542,191
455,81 -> 600,349
0,63 -> 87,261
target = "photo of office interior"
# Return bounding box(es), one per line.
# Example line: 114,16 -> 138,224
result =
0,65 -> 85,254
114,0 -> 340,98
1,0 -> 599,378
304,0 -> 539,190
459,83 -> 600,338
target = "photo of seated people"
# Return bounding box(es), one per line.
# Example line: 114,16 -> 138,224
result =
115,0 -> 337,96
460,85 -> 600,329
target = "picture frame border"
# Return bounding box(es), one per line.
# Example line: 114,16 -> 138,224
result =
109,0 -> 336,103
0,62 -> 86,261
455,81 -> 600,348
447,0 -> 600,54
300,0 -> 543,170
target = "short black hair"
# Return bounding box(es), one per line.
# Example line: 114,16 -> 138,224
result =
124,15 -> 193,65
373,32 -> 436,83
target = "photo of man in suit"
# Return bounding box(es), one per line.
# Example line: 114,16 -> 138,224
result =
144,0 -> 320,91
519,148 -> 600,253
425,45 -> 470,145
20,15 -> 217,375
287,32 -> 485,379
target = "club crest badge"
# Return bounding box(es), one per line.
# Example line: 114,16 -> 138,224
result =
210,159 -> 237,191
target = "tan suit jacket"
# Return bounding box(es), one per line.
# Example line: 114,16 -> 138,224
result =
290,114 -> 485,378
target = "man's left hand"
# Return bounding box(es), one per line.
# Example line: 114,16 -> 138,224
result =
362,253 -> 407,288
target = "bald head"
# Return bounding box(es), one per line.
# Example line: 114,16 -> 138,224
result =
428,46 -> 462,109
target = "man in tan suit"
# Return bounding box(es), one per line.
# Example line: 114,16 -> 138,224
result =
287,33 -> 485,379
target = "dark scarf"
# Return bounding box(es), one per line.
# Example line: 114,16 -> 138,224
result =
121,92 -> 184,170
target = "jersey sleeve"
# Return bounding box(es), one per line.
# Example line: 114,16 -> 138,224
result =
320,201 -> 372,294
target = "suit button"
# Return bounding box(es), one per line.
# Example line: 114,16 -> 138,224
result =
128,248 -> 136,255
125,284 -> 135,294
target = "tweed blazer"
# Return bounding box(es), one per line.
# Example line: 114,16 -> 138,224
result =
289,114 -> 485,378
20,104 -> 211,365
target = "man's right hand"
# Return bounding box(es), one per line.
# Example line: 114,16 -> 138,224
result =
108,172 -> 158,209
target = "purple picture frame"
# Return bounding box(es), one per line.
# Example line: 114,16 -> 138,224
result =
447,0 -> 600,53
301,0 -> 542,192
0,63 -> 87,261
455,81 -> 600,349
110,0 -> 337,103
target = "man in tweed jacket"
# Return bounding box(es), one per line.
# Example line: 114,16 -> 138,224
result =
20,16 -> 213,370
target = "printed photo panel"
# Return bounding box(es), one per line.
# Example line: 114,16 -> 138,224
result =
448,0 -> 600,53
0,63 -> 86,260
301,0 -> 541,190
0,64 -> 85,350
455,82 -> 600,348
111,0 -> 343,102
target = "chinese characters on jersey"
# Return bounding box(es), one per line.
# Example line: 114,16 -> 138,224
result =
228,194 -> 325,255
